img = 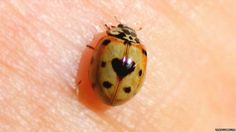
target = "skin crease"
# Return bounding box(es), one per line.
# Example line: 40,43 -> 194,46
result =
0,0 -> 236,131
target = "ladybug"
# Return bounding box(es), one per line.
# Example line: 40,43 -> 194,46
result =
88,24 -> 147,106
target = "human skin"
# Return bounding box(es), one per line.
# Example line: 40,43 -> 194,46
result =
0,0 -> 236,131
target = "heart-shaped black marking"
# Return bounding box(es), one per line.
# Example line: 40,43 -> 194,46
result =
112,57 -> 136,79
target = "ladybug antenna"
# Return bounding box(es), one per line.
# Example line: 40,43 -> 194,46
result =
104,24 -> 115,30
104,16 -> 123,29
104,24 -> 110,30
114,16 -> 122,24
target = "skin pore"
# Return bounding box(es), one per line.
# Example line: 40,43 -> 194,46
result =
0,0 -> 236,131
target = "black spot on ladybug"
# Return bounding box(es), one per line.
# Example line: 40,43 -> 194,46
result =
117,32 -> 126,40
123,87 -> 131,93
130,32 -> 136,37
129,36 -> 133,40
123,29 -> 131,35
135,38 -> 140,43
102,39 -> 111,46
101,61 -> 106,67
139,70 -> 142,76
112,57 -> 136,79
103,81 -> 112,89
142,49 -> 147,56
118,24 -> 125,28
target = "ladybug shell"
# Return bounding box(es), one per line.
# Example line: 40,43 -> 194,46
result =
89,25 -> 147,106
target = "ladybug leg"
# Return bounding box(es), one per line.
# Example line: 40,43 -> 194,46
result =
105,23 -> 116,30
104,24 -> 111,30
76,80 -> 82,86
86,45 -> 95,50
137,27 -> 142,31
78,80 -> 82,85
75,80 -> 82,95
